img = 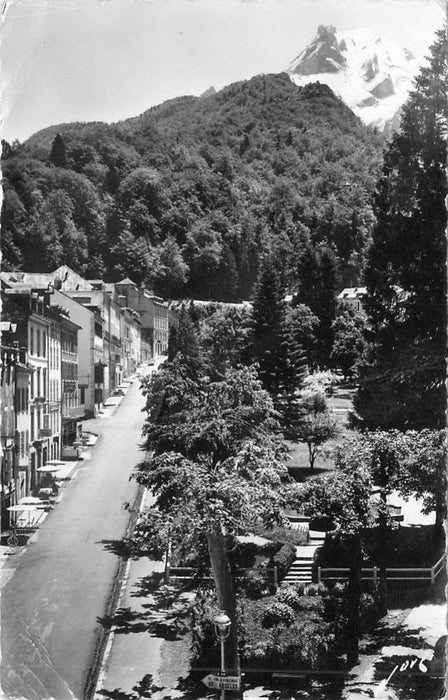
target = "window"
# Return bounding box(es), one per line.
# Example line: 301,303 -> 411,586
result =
80,387 -> 85,404
37,368 -> 41,397
42,369 -> 47,397
42,332 -> 46,357
30,327 -> 34,355
37,330 -> 41,357
30,411 -> 34,440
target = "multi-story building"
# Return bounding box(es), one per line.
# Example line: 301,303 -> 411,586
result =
52,291 -> 98,417
119,306 -> 142,377
60,317 -> 82,447
14,349 -> 33,504
1,343 -> 18,530
115,278 -> 168,359
1,278 -> 83,494
1,320 -> 34,528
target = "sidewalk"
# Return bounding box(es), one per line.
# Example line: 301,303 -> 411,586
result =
342,579 -> 446,699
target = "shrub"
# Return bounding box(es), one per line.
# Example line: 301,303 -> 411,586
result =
359,591 -> 382,632
292,582 -> 306,596
273,543 -> 297,578
276,584 -> 302,608
263,601 -> 295,628
244,566 -> 269,599
305,582 -> 329,597
293,596 -> 325,615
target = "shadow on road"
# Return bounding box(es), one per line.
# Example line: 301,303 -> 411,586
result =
97,673 -> 165,699
130,571 -> 164,596
97,576 -> 193,641
97,537 -> 139,559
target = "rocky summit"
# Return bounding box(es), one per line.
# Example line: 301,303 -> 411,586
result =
287,24 -> 419,135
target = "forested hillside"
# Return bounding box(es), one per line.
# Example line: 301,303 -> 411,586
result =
2,73 -> 384,300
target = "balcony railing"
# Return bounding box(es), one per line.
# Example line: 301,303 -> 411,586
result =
62,405 -> 85,419
39,428 -> 52,438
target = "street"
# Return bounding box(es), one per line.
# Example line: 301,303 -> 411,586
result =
1,378 -> 148,700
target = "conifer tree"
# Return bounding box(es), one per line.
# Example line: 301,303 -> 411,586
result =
250,257 -> 307,417
294,244 -> 338,368
356,28 -> 447,430
168,306 -> 203,379
49,133 -> 67,168
317,247 -> 338,367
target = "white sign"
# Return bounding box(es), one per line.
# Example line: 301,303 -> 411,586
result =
202,673 -> 241,691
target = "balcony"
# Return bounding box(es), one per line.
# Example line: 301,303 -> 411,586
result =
39,428 -> 52,438
62,405 -> 85,420
63,380 -> 78,392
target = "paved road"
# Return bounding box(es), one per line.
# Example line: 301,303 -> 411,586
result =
1,379 -> 147,700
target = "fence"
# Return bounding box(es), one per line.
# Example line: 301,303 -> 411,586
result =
166,566 -> 278,585
317,554 -> 446,584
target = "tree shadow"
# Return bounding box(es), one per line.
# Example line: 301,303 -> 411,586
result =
98,538 -> 137,559
372,654 -> 444,700
361,622 -> 432,656
97,593 -> 192,640
97,607 -> 150,635
98,674 -> 166,699
370,624 -> 431,648
130,572 -> 164,597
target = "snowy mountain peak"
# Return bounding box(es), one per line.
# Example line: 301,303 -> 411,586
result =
287,26 -> 418,135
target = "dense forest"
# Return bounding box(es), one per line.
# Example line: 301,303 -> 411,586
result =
1,73 -> 384,300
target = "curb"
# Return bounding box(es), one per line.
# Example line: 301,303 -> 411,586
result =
86,486 -> 148,700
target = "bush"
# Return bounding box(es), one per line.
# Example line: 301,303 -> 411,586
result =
244,563 -> 270,599
276,584 -> 302,608
359,591 -> 383,632
263,601 -> 296,628
305,582 -> 329,597
273,543 -> 297,578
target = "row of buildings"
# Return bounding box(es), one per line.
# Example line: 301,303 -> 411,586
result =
1,266 -> 170,529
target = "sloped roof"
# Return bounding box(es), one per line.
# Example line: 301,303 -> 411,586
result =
116,277 -> 137,287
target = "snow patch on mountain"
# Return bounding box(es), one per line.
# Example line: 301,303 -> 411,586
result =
287,25 -> 419,134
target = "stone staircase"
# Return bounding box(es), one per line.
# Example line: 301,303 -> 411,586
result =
282,529 -> 327,585
283,556 -> 314,584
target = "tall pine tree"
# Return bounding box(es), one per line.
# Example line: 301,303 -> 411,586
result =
250,257 -> 307,419
49,133 -> 67,168
355,28 -> 447,430
293,243 -> 338,368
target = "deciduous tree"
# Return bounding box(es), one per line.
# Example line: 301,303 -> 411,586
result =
294,461 -> 374,664
135,363 -> 293,678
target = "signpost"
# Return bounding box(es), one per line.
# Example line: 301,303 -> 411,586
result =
202,672 -> 241,692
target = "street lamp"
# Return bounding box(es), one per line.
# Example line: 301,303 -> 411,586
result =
214,610 -> 231,700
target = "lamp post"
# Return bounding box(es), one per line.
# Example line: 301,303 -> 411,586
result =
213,610 -> 231,700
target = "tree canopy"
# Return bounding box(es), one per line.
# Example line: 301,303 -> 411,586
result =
1,74 -> 383,301
356,29 -> 447,430
135,360 -> 294,672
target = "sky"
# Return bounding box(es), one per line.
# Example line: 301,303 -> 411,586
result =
0,0 -> 445,143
